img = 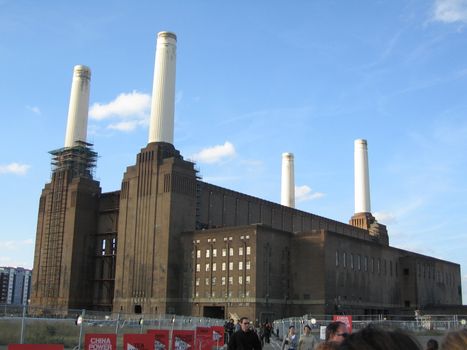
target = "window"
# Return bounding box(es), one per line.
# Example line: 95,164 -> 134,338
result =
205,263 -> 210,272
212,277 -> 216,285
196,264 -> 200,272
239,261 -> 243,270
357,255 -> 361,271
364,256 -> 368,272
195,291 -> 199,297
197,250 -> 201,258
246,261 -> 251,270
371,258 -> 374,273
336,251 -> 339,267
229,248 -> 234,256
239,276 -> 243,284
246,246 -> 251,255
213,249 -> 217,257
377,259 -> 381,274
246,276 -> 250,284
343,252 -> 347,268
205,278 -> 209,285
222,248 -> 227,257
206,249 -> 210,258
222,276 -> 226,285
239,247 -> 244,255
229,262 -> 233,271
213,263 -> 217,271
196,278 -> 200,286
350,254 -> 354,269
222,262 -> 226,271
229,277 -> 233,285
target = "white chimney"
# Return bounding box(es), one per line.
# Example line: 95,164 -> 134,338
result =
354,139 -> 371,214
148,31 -> 177,144
64,65 -> 91,147
281,152 -> 295,208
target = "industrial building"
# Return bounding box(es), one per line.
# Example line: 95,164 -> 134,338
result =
30,32 -> 462,320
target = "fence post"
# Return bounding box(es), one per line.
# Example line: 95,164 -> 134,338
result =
20,303 -> 26,344
115,312 -> 120,335
77,309 -> 85,350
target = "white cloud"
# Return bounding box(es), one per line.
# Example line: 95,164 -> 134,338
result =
374,211 -> 397,224
89,90 -> 151,120
0,162 -> 30,175
433,0 -> 467,23
108,120 -> 142,132
26,105 -> 41,115
191,141 -> 236,164
0,239 -> 34,249
0,239 -> 34,269
295,185 -> 325,202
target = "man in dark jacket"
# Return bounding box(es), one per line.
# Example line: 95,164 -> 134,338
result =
228,317 -> 262,350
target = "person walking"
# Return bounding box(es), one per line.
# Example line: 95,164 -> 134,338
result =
228,317 -> 262,350
298,325 -> 317,350
282,325 -> 298,350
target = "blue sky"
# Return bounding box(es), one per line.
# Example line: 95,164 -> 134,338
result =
1,0 -> 467,305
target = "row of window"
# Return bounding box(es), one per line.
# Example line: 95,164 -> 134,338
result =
196,261 -> 251,272
416,263 -> 456,286
197,246 -> 252,258
194,290 -> 251,298
195,275 -> 251,286
336,251 -> 398,277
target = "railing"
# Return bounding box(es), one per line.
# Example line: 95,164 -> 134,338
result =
1,304 -> 466,348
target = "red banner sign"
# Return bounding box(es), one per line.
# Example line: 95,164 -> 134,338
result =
172,330 -> 195,350
332,315 -> 353,334
211,326 -> 224,346
147,329 -> 170,350
195,327 -> 211,350
9,346 -> 64,350
85,334 -> 117,350
123,333 -> 154,350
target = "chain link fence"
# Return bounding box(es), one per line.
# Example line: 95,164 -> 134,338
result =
272,314 -> 467,341
1,304 -> 467,348
0,304 -> 225,348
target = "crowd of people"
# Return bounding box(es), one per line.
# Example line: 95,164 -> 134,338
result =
225,317 -> 467,350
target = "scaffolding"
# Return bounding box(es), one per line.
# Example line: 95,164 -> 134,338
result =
49,141 -> 97,179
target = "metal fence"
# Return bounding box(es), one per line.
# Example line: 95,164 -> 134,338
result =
273,314 -> 467,341
1,304 -> 467,348
0,304 -> 225,349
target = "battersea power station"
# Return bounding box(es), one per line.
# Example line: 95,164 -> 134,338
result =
30,32 -> 462,320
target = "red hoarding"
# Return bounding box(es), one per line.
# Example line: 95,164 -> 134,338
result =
195,327 -> 211,350
147,329 -> 170,350
9,346 -> 64,350
123,333 -> 155,350
171,330 -> 195,350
